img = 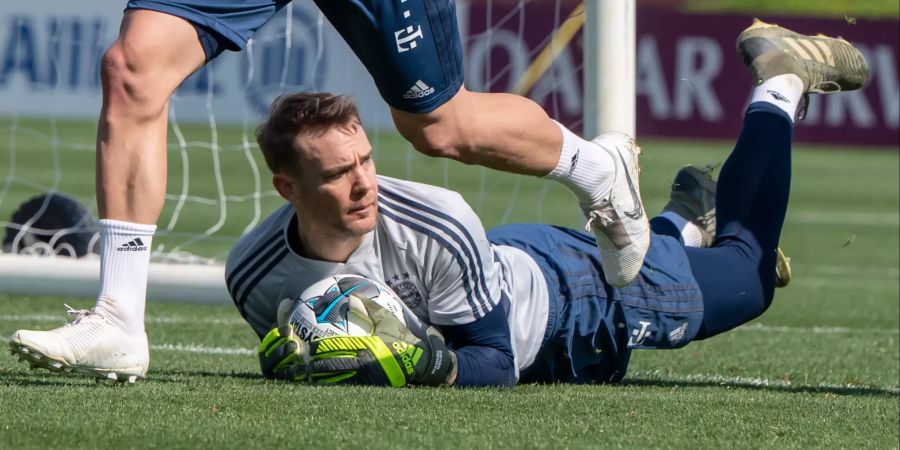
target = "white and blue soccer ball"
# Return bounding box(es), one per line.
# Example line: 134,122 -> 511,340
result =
278,274 -> 407,343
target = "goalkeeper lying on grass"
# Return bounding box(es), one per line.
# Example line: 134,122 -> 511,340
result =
227,21 -> 866,386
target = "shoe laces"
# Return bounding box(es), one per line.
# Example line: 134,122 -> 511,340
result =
63,304 -> 96,326
797,93 -> 810,120
585,204 -> 616,231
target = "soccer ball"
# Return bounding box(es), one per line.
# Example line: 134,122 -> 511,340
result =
278,274 -> 407,343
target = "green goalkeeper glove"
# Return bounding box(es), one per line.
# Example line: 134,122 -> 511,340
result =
258,324 -> 306,381
305,299 -> 457,387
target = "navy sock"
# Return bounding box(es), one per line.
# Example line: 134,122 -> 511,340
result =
688,104 -> 793,339
650,217 -> 684,245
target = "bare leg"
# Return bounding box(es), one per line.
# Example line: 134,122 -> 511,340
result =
391,85 -> 648,287
7,10 -> 209,382
97,10 -> 206,223
391,86 -> 562,176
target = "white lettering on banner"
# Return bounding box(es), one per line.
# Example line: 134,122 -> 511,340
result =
874,46 -> 899,129
466,29 -> 529,91
467,29 -> 581,116
0,15 -> 107,90
826,90 -> 877,128
796,44 -> 878,130
674,36 -> 723,121
636,35 -> 671,118
529,46 -> 581,117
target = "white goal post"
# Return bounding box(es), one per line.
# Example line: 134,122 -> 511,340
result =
0,0 -> 636,305
0,254 -> 228,304
585,0 -> 637,138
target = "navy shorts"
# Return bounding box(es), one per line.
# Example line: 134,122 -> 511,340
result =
126,0 -> 464,113
487,224 -> 704,384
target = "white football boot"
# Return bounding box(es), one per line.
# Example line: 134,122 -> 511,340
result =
583,132 -> 650,287
8,305 -> 149,383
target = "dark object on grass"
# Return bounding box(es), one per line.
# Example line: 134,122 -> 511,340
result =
2,193 -> 99,257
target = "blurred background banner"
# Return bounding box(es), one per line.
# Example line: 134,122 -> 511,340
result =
0,1 -> 396,129
1,1 -> 897,147
466,2 -> 899,147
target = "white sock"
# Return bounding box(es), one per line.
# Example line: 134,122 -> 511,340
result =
544,121 -> 615,205
749,74 -> 804,121
659,211 -> 705,247
94,219 -> 156,334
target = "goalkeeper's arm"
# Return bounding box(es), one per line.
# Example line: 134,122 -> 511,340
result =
441,304 -> 516,387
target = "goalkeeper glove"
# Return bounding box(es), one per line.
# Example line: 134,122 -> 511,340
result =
258,324 -> 306,381
305,298 -> 457,387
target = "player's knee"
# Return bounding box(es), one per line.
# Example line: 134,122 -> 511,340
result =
100,44 -> 167,121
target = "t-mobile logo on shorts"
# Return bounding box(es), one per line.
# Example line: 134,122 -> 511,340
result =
395,25 -> 424,53
627,321 -> 653,347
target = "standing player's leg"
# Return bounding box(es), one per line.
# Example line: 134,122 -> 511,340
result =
8,1 -> 286,381
315,0 -> 649,287
7,10 -> 207,382
684,20 -> 867,339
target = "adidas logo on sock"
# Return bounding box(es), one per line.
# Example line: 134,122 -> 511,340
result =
403,80 -> 435,99
117,238 -> 147,252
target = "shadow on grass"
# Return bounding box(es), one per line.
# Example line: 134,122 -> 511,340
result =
623,377 -> 900,398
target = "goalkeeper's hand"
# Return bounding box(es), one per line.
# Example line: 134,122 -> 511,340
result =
304,299 -> 457,387
258,324 -> 306,381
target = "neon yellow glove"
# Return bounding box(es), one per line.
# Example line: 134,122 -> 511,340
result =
258,324 -> 306,381
305,298 -> 456,387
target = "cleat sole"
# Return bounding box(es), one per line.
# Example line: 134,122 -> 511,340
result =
8,341 -> 146,383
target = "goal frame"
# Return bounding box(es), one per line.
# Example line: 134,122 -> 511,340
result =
0,0 -> 636,305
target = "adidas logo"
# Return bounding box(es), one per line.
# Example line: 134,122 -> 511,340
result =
402,80 -> 435,99
392,341 -> 423,375
117,238 -> 147,252
669,322 -> 689,345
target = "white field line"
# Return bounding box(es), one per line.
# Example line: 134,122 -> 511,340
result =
0,314 -> 246,326
3,332 -> 890,392
630,371 -> 900,394
789,211 -> 899,227
0,334 -> 253,356
737,323 -> 899,335
1,315 -> 897,336
150,343 -> 253,356
790,263 -> 899,289
793,277 -> 900,290
802,264 -> 900,279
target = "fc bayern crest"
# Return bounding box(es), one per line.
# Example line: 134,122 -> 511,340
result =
387,273 -> 423,309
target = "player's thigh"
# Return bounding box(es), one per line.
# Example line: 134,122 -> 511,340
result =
314,0 -> 464,113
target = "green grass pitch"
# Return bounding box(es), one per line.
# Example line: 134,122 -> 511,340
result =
1,118 -> 898,448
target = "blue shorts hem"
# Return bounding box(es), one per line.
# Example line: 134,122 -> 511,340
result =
126,1 -> 248,52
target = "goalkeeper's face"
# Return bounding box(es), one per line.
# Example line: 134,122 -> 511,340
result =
281,122 -> 378,237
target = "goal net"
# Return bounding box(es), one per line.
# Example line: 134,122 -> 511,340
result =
0,0 -> 633,303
